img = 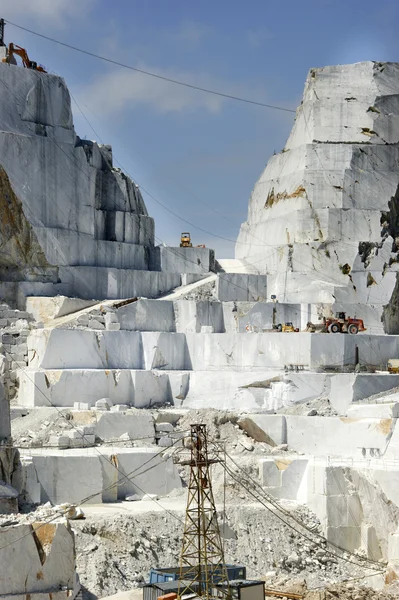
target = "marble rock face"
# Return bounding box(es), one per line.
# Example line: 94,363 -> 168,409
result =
236,62 -> 399,332
0,63 -> 164,299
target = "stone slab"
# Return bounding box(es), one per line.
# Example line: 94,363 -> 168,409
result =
0,520 -> 75,595
96,410 -> 155,442
19,447 -> 181,504
285,415 -> 394,457
330,373 -> 399,413
151,246 -> 215,274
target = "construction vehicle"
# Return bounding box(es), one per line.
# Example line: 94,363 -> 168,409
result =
0,21 -> 46,72
180,232 -> 192,248
275,322 -> 299,332
325,312 -> 366,334
388,359 -> 399,373
2,42 -> 47,72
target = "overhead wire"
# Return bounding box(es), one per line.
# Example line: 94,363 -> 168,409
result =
223,451 -> 383,569
222,462 -> 382,572
223,456 -> 375,565
70,90 -> 284,250
6,432 -> 177,449
5,349 -> 189,522
5,20 -> 296,114
4,34 -> 392,439
70,93 -> 244,231
2,20 -> 300,251
72,94 -> 335,275
297,109 -> 393,366
0,25 -> 394,584
34,67 -> 391,322
65,87 -> 364,310
0,435 -> 187,551
308,569 -> 386,590
3,29 -> 395,310
0,88 -> 382,391
1,73 -> 281,252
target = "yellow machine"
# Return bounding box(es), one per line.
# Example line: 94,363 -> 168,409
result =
276,322 -> 299,332
180,232 -> 192,247
283,322 -> 299,332
2,43 -> 47,72
388,359 -> 399,373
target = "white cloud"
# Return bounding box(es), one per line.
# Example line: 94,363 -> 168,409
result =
77,65 -> 256,116
2,0 -> 96,26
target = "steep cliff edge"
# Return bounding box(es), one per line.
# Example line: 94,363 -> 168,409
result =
0,63 -> 183,302
236,61 -> 399,332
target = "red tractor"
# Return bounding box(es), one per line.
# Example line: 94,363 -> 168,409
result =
325,312 -> 366,335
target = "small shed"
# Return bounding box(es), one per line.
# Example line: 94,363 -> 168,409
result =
143,579 -> 265,600
214,580 -> 265,600
143,580 -> 200,600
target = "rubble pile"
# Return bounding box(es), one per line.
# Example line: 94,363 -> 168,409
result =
176,408 -> 273,454
0,303 -> 33,400
71,503 -> 363,597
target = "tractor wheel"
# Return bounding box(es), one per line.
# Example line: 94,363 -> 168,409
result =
348,324 -> 358,334
329,323 -> 340,333
277,324 -> 282,332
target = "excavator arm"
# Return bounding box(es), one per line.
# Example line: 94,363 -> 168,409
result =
4,43 -> 46,72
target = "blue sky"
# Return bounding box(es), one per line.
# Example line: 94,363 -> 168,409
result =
2,0 -> 398,257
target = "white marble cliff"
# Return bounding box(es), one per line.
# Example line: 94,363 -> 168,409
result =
236,62 -> 399,332
0,63 -> 214,302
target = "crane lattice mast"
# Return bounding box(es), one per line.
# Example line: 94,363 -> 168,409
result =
178,424 -> 231,600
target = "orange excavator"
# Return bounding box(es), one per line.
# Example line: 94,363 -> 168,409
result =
2,42 -> 47,72
0,19 -> 46,72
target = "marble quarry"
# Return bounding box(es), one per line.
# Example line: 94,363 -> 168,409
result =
2,60 -> 399,593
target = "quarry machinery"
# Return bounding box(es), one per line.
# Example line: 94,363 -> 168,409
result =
180,232 -> 192,247
2,42 -> 47,72
325,312 -> 366,334
275,322 -> 299,332
388,359 -> 399,373
0,19 -> 46,72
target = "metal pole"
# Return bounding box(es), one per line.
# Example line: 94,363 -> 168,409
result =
0,19 -> 5,47
196,430 -> 202,595
178,424 -> 231,600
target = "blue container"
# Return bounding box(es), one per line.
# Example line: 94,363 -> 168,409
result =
149,564 -> 246,585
